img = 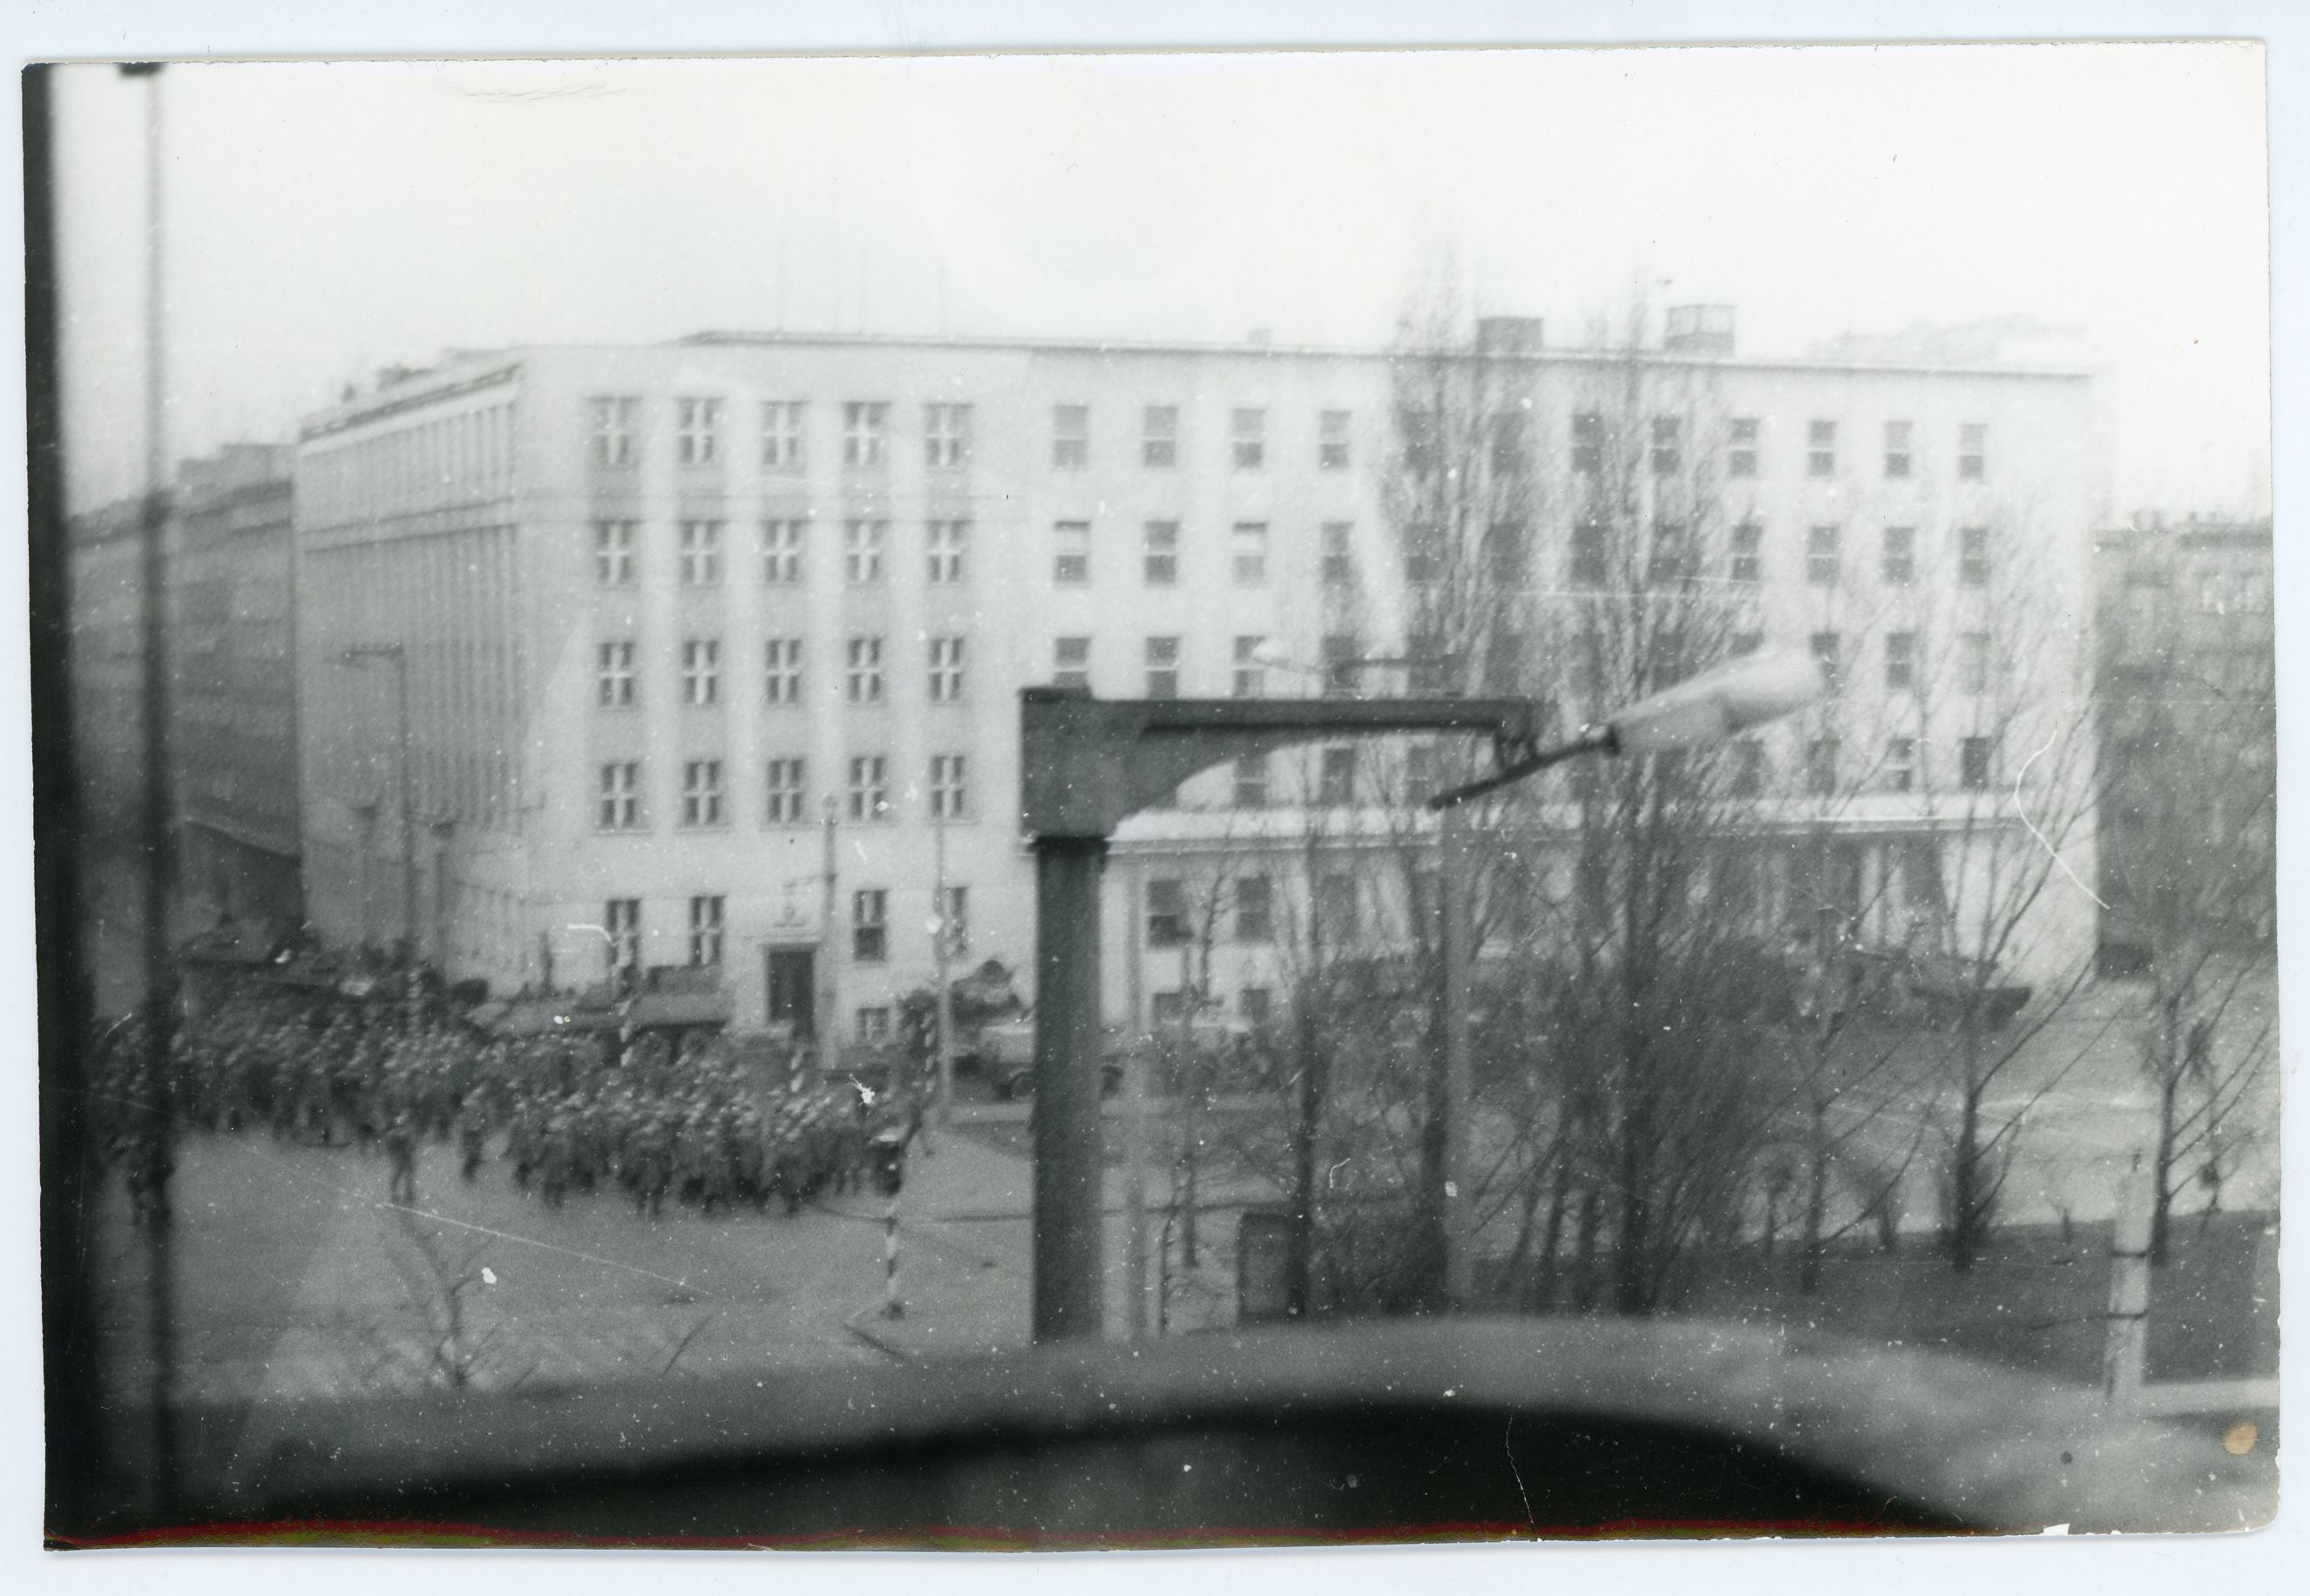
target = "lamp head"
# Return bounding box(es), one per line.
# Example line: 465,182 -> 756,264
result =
1604,647 -> 1825,755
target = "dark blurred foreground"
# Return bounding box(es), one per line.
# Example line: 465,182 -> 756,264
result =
56,1318 -> 2273,1547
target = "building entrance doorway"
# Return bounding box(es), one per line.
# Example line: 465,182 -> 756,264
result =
765,947 -> 816,1037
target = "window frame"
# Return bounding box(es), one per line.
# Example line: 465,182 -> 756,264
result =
1230,408 -> 1267,471
1806,419 -> 1837,477
927,635 -> 967,704
597,761 -> 642,831
680,759 -> 726,828
925,519 -> 968,585
1053,520 -> 1091,586
763,637 -> 803,705
761,401 -> 805,470
596,639 -> 637,709
764,756 -> 808,825
1141,405 -> 1177,469
588,396 -> 639,468
688,895 -> 726,967
1881,525 -> 1916,586
1230,522 -> 1270,587
843,401 -> 890,470
929,753 -> 971,821
1143,635 -> 1182,700
1142,520 -> 1180,586
761,518 -> 805,585
851,888 -> 890,964
843,519 -> 888,586
924,402 -> 972,470
593,519 -> 637,587
1806,524 -> 1841,587
675,397 -> 721,467
678,519 -> 724,587
1052,403 -> 1090,470
848,755 -> 891,823
680,638 -> 721,707
1883,419 -> 1914,479
845,635 -> 885,705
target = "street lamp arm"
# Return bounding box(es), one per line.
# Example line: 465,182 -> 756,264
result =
1424,647 -> 1826,811
1426,724 -> 1617,810
1021,688 -> 1544,841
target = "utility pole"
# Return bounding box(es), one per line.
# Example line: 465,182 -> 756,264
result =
1437,799 -> 1476,1310
1177,937 -> 1201,1271
1123,863 -> 1153,1340
819,795 -> 842,1079
122,56 -> 179,1521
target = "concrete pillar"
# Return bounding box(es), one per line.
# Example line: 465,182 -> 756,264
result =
1032,835 -> 1108,1341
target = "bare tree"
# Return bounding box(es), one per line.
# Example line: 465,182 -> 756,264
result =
1890,498 -> 2102,1272
2094,525 -> 2276,1261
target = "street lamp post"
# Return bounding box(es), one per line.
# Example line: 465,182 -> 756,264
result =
119,55 -> 179,1520
341,644 -> 417,1025
931,811 -> 955,1125
1020,688 -> 1548,1342
819,795 -> 842,1079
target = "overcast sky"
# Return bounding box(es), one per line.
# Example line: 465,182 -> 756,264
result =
50,44 -> 2270,517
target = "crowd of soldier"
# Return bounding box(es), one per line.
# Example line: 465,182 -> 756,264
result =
87,981 -> 913,1225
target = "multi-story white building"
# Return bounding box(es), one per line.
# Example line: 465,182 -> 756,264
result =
292,315 -> 2102,1041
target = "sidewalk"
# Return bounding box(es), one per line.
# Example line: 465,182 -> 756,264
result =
833,1115 -> 1260,1362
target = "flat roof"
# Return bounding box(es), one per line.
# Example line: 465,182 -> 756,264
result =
303,324 -> 2094,436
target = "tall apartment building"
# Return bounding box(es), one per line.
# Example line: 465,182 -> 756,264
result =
65,497 -> 151,856
291,318 -> 2102,1040
173,443 -> 302,932
2092,516 -> 2274,970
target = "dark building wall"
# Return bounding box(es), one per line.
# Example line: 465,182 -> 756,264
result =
2091,517 -> 2274,971
173,443 -> 303,934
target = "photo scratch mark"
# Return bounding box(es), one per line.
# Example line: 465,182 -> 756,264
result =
2012,730 -> 2108,909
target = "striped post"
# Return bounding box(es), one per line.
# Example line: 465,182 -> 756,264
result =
882,1190 -> 904,1320
2103,1150 -> 2153,1409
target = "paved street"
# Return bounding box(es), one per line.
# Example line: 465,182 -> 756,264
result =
89,1103 -> 1270,1415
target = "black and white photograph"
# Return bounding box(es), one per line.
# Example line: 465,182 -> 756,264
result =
21,15 -> 2286,1565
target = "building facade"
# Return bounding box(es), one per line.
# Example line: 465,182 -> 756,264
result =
173,443 -> 303,934
2092,516 -> 2275,970
291,320 -> 2103,1039
65,497 -> 150,859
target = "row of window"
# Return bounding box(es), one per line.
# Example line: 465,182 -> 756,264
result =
600,885 -> 970,975
592,512 -> 1997,597
596,754 -> 972,832
1787,734 -> 1998,797
590,398 -> 956,472
1613,416 -> 1988,482
599,634 -> 970,708
586,396 -> 1356,474
1049,625 -> 1999,702
591,396 -> 1994,485
593,517 -> 972,588
1802,627 -> 1998,695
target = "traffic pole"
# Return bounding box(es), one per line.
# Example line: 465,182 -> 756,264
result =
882,1187 -> 904,1320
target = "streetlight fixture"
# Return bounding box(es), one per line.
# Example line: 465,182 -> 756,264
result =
1426,647 -> 1826,812
340,644 -> 419,1024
